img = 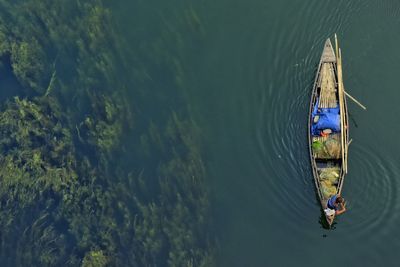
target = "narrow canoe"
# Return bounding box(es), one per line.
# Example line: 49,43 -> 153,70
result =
308,37 -> 349,226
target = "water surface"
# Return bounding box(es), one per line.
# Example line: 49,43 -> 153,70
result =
113,0 -> 400,266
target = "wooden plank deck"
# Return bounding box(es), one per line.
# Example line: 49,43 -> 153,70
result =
321,39 -> 336,63
318,63 -> 337,109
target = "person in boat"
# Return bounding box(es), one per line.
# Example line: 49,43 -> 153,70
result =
326,194 -> 346,215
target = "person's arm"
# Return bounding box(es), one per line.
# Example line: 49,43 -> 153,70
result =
336,202 -> 346,215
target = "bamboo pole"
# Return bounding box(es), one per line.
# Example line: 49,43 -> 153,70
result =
336,41 -> 348,174
344,90 -> 367,110
340,49 -> 348,173
335,34 -> 339,65
348,139 -> 353,146
338,137 -> 351,196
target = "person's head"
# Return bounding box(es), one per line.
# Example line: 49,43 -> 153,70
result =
335,196 -> 344,204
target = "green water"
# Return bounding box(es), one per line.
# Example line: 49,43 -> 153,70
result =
0,0 -> 400,266
114,0 -> 400,266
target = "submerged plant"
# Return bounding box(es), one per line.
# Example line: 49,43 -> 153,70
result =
0,0 -> 215,266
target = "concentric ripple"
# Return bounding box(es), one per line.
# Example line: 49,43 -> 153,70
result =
343,142 -> 399,237
250,0 -> 379,227
177,0 -> 400,264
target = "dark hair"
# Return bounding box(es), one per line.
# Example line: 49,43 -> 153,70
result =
335,196 -> 344,204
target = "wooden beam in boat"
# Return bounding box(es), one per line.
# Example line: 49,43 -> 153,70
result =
334,34 -> 339,65
337,47 -> 348,174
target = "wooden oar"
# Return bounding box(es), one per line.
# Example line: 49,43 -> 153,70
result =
344,90 -> 367,110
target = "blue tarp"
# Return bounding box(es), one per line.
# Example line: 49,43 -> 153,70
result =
311,98 -> 340,136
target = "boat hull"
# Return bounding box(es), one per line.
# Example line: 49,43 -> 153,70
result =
308,38 -> 349,227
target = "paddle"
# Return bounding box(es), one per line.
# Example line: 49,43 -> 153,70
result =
344,90 -> 367,110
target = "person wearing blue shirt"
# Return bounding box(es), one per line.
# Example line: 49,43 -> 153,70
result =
326,194 -> 346,215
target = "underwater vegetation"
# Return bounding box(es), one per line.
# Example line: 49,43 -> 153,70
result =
0,0 -> 214,266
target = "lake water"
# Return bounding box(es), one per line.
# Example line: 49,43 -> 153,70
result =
113,0 -> 400,266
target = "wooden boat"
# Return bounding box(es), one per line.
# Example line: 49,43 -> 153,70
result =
308,36 -> 349,226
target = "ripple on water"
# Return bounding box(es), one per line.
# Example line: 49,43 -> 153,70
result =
249,0 -> 378,227
343,143 -> 399,237
211,0 -> 378,229
378,0 -> 400,20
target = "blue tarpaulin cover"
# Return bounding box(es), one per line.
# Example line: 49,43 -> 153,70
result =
311,98 -> 340,136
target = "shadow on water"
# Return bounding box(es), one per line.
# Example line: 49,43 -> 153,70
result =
348,112 -> 359,128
